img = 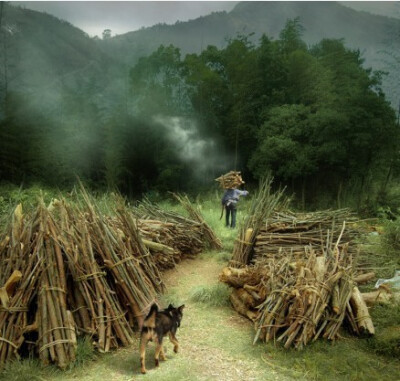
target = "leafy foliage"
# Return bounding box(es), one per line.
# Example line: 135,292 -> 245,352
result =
0,5 -> 398,210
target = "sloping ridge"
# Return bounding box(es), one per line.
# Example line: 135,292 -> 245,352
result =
103,1 -> 400,105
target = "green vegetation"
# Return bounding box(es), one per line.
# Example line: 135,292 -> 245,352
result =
0,190 -> 399,380
0,357 -> 58,381
190,283 -> 231,307
1,2 -> 400,215
0,2 -> 400,379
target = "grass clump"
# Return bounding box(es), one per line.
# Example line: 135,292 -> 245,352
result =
160,288 -> 184,308
381,218 -> 400,254
0,357 -> 57,381
71,337 -> 97,368
190,283 -> 231,307
270,338 -> 400,381
367,303 -> 400,357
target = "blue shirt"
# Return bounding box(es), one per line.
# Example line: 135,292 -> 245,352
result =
222,189 -> 249,205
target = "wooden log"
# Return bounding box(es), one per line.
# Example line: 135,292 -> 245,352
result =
0,270 -> 22,308
362,286 -> 392,306
245,228 -> 253,244
243,284 -> 261,300
230,290 -> 258,321
354,272 -> 375,285
314,256 -> 326,282
236,288 -> 257,308
349,286 -> 375,335
141,239 -> 175,255
219,267 -> 253,288
331,285 -> 340,315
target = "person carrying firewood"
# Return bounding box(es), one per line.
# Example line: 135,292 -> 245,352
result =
221,188 -> 249,228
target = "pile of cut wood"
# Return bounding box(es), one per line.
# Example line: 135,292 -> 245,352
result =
221,230 -> 375,349
252,209 -> 360,263
224,180 -> 376,349
215,171 -> 245,189
0,190 -> 219,368
133,196 -> 222,270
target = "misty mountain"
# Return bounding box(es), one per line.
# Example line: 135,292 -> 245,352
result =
2,1 -> 399,111
339,1 -> 400,20
1,2 -> 399,199
103,1 -> 400,106
1,4 -> 122,118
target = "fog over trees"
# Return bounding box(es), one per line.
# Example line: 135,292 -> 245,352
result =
0,2 -> 399,211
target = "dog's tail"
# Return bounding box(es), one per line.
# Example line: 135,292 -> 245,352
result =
143,303 -> 158,329
148,303 -> 158,315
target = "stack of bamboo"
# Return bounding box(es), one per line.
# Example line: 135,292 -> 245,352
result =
225,179 -> 375,348
137,219 -> 181,270
133,197 -> 221,264
0,189 -> 219,368
252,209 -> 360,263
0,196 -> 158,368
215,171 -> 245,189
221,229 -> 375,349
171,193 -> 223,251
230,178 -> 289,267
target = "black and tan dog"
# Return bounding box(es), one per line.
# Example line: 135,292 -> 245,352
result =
139,303 -> 185,374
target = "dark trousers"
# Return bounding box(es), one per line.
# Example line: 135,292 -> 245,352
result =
225,203 -> 237,228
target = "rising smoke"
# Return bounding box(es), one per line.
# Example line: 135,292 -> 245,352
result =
153,115 -> 232,180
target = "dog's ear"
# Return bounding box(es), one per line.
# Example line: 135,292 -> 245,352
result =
167,304 -> 174,310
178,305 -> 185,312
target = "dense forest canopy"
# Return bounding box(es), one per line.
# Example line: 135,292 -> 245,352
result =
0,2 -> 398,211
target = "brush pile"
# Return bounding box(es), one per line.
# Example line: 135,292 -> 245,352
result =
0,193 -> 162,368
222,231 -> 374,349
171,193 -> 222,251
133,197 -> 222,270
215,171 -> 245,189
223,180 -> 374,349
0,190 -> 219,368
252,209 -> 360,263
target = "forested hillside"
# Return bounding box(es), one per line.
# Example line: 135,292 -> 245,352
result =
0,2 -> 399,213
104,1 -> 400,106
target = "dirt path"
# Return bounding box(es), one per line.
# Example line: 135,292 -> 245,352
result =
58,254 -> 297,381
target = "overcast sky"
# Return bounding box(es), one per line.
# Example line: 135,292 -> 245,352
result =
12,1 -> 238,37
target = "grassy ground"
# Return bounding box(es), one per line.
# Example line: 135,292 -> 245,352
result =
1,192 -> 400,380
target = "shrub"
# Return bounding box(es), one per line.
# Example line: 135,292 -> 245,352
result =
190,283 -> 231,307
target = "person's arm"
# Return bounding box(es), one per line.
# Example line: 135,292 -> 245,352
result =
234,189 -> 249,198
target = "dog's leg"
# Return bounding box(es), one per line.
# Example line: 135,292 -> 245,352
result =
168,332 -> 179,353
154,338 -> 163,368
160,346 -> 167,361
139,335 -> 148,374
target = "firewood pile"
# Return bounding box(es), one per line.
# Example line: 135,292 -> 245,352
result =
137,219 -> 181,270
221,228 -> 375,349
215,171 -> 245,189
132,197 -> 221,270
171,193 -> 222,251
223,179 -> 375,349
252,209 -> 360,263
0,186 -> 222,369
230,178 -> 289,267
0,191 -> 168,368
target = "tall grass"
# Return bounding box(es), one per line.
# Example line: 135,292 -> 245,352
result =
190,283 -> 231,307
71,337 -> 97,368
0,357 -> 58,381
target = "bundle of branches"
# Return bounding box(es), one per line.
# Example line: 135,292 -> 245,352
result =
215,171 -> 244,189
0,204 -> 44,366
171,193 -> 223,250
0,190 -> 166,368
253,209 -> 361,263
221,227 -> 375,349
133,199 -> 208,258
230,178 -> 289,267
137,219 -> 180,270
